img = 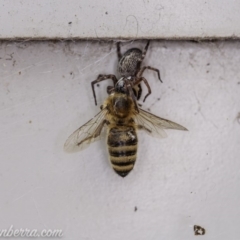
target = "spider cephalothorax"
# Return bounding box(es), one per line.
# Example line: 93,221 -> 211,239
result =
91,41 -> 162,106
116,41 -> 162,100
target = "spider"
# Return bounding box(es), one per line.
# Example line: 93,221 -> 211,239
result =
91,41 -> 162,106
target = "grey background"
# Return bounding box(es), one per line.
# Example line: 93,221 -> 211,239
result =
0,40 -> 240,239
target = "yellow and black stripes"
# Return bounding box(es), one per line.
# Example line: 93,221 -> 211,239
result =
107,126 -> 137,177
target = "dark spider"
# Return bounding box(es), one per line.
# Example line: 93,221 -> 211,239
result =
91,41 -> 162,106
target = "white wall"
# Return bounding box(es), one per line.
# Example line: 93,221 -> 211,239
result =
0,40 -> 240,239
1,0 -> 240,39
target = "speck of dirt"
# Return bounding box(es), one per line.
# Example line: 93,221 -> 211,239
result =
134,206 -> 137,212
236,112 -> 240,124
105,12 -> 108,15
19,71 -> 21,75
68,22 -> 72,25
194,225 -> 205,235
206,63 -> 210,66
29,120 -> 32,124
97,84 -> 100,87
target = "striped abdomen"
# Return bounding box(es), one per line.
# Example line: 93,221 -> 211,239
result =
107,126 -> 138,177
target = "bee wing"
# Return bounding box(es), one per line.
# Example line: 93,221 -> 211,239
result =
64,108 -> 108,152
135,108 -> 188,138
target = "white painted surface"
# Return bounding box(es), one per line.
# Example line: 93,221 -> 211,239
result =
1,0 -> 240,39
0,40 -> 240,239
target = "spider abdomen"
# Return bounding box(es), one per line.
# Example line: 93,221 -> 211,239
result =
118,48 -> 142,77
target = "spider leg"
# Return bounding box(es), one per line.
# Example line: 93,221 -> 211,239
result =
141,40 -> 150,61
116,42 -> 122,61
131,86 -> 139,100
134,40 -> 150,75
133,77 -> 152,102
91,74 -> 118,105
107,86 -> 114,94
136,84 -> 142,100
125,80 -> 139,113
137,66 -> 163,83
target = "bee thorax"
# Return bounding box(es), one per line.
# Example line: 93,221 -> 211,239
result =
105,93 -> 134,119
113,98 -> 130,117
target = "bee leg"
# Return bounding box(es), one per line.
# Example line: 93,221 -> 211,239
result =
116,42 -> 122,61
137,125 -> 152,134
91,74 -> 118,105
137,66 -> 163,83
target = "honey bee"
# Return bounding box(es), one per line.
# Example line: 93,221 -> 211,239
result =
65,78 -> 187,177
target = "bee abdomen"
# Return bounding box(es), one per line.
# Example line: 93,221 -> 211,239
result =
108,127 -> 138,177
110,153 -> 137,178
109,147 -> 136,157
